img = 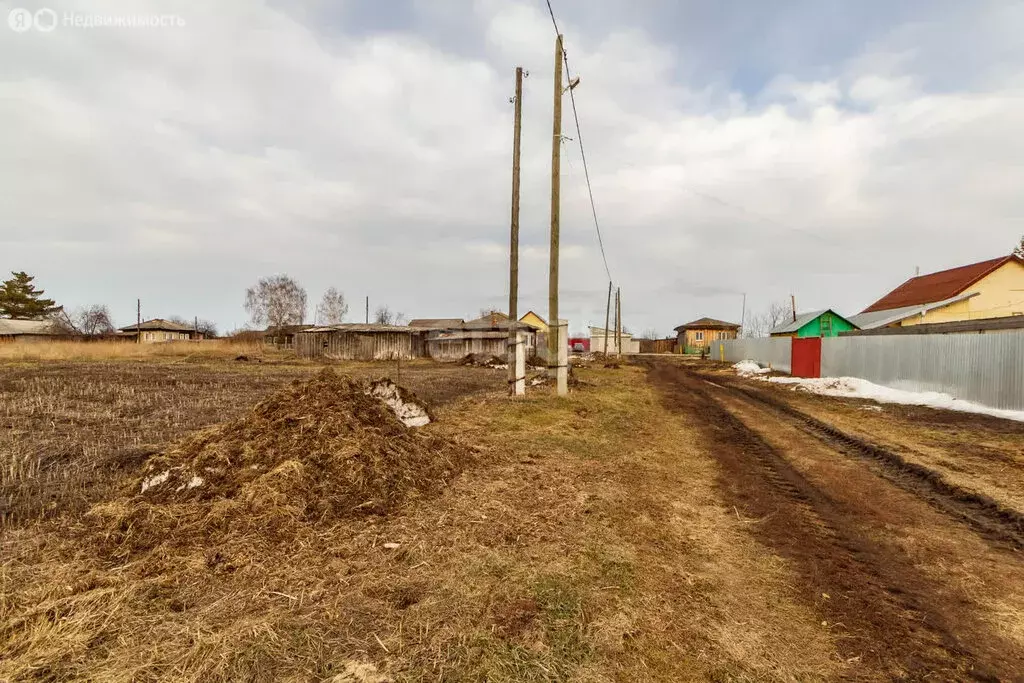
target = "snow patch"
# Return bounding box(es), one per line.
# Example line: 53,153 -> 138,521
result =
140,469 -> 170,493
176,474 -> 205,492
367,379 -> 431,427
766,376 -> 1024,422
733,360 -> 770,377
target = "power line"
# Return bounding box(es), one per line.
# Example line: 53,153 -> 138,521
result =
546,0 -> 832,252
545,0 -> 612,283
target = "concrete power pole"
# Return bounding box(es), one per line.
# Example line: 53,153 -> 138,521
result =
547,34 -> 563,381
602,280 -> 612,357
508,66 -> 525,396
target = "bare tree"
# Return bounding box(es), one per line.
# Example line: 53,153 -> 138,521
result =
315,287 -> 349,325
1014,235 -> 1024,259
72,305 -> 115,336
640,327 -> 659,339
373,305 -> 407,326
373,305 -> 393,325
743,300 -> 792,338
195,319 -> 218,338
244,275 -> 307,329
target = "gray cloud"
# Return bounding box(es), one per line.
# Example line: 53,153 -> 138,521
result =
1,0 -> 1022,335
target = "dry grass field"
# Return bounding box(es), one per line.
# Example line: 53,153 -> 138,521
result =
2,352 -> 1023,681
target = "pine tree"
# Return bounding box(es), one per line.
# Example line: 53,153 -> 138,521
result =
1014,235 -> 1024,259
0,272 -> 59,319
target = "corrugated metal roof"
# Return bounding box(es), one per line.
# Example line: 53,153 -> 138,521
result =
862,255 -> 1021,313
588,326 -> 633,339
408,318 -> 464,328
770,310 -> 827,335
300,323 -> 420,333
117,318 -> 194,332
0,318 -> 61,335
848,292 -> 979,330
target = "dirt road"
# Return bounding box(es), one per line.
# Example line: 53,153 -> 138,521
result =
647,359 -> 1024,681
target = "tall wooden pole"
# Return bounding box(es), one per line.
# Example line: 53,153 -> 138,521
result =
136,298 -> 141,344
547,34 -> 563,373
508,66 -> 524,394
615,287 -> 621,358
741,293 -> 746,338
602,280 -> 612,357
791,294 -> 796,323
365,296 -> 369,324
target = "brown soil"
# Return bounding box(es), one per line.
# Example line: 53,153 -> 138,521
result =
89,369 -> 471,560
646,360 -> 1024,680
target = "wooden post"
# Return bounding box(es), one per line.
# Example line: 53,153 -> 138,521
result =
508,66 -> 524,395
615,287 -> 621,358
365,296 -> 369,324
547,34 -> 563,375
740,293 -> 746,338
136,298 -> 141,344
791,294 -> 796,323
602,281 -> 612,357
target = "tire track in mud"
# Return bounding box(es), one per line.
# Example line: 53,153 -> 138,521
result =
646,361 -> 1015,681
703,372 -> 1024,550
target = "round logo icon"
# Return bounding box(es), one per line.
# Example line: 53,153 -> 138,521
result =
34,7 -> 57,32
8,7 -> 33,32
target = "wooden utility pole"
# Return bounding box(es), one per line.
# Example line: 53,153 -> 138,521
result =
547,34 -> 563,373
602,280 -> 612,357
365,296 -> 369,324
508,66 -> 524,395
509,66 -> 523,323
741,293 -> 746,336
791,294 -> 796,323
136,299 -> 141,344
615,287 -> 621,358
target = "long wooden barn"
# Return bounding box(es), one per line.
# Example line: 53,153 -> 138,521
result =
295,324 -> 427,360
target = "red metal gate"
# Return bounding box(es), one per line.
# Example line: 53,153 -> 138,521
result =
791,337 -> 822,378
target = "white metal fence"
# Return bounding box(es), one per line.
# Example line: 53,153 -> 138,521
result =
712,331 -> 1024,411
821,331 -> 1024,411
711,338 -> 792,373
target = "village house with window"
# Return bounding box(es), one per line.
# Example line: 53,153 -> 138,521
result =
849,254 -> 1024,330
117,319 -> 197,343
674,318 -> 740,353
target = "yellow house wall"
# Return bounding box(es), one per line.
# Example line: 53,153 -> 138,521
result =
519,312 -> 548,332
900,260 -> 1024,326
684,328 -> 737,347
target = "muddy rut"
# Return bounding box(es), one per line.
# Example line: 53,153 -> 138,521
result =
646,360 -> 1024,682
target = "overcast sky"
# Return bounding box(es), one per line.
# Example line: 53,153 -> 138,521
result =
3,0 -> 1022,335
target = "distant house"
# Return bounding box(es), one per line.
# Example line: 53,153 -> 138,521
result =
770,310 -> 857,338
519,310 -> 548,333
849,254 -> 1024,330
0,318 -> 65,343
263,324 -> 312,349
118,319 -> 196,343
589,327 -> 640,355
674,318 -> 740,353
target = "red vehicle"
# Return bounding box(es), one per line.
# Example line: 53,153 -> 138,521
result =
568,337 -> 590,353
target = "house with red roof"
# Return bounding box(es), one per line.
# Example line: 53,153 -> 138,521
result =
850,254 -> 1024,330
